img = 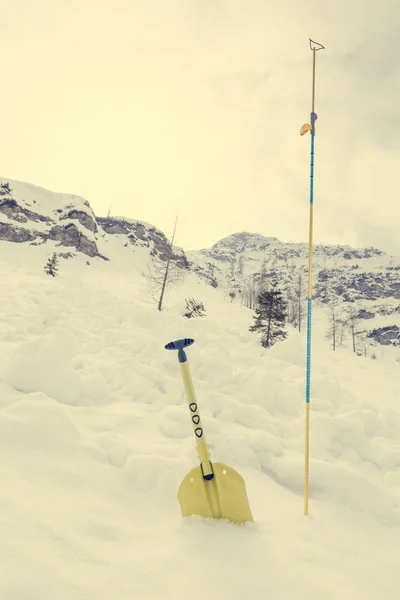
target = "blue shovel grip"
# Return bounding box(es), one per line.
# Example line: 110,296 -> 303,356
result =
165,338 -> 195,362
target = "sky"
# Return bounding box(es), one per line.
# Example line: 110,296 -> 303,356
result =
1,0 -> 400,254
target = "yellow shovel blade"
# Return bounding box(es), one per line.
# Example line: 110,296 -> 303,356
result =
178,462 -> 253,524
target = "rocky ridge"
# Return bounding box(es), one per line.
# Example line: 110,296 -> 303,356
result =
185,232 -> 400,347
0,178 -> 398,347
0,179 -> 185,264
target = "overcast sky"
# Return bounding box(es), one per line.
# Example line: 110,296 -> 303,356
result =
1,0 -> 399,254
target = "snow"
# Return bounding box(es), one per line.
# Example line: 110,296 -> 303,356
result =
0,235 -> 399,600
0,177 -> 89,218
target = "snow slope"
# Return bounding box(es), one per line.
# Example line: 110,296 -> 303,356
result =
0,240 -> 399,600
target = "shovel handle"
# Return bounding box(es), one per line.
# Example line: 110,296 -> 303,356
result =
165,338 -> 194,363
165,338 -> 214,480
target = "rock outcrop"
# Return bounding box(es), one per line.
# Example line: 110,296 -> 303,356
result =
97,217 -> 188,267
0,179 -> 99,257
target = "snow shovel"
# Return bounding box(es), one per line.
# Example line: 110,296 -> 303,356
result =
165,338 -> 253,524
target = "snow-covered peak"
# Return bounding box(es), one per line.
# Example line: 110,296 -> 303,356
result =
186,232 -> 399,350
210,231 -> 279,253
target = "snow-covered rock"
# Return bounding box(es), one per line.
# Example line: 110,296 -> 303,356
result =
0,178 -> 99,257
98,216 -> 187,267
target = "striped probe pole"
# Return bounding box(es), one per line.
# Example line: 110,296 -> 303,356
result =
302,39 -> 325,516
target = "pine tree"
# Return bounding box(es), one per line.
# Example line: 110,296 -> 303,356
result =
44,253 -> 59,277
249,286 -> 287,348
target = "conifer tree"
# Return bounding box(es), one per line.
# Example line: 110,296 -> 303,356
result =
249,286 -> 287,348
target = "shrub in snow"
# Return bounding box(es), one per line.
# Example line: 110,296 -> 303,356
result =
44,253 -> 59,277
209,277 -> 218,288
184,297 -> 206,319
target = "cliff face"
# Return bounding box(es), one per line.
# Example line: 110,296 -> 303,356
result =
0,178 -> 187,267
0,179 -> 99,257
97,217 -> 187,267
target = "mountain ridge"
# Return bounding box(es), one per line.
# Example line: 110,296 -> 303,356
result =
0,176 -> 398,350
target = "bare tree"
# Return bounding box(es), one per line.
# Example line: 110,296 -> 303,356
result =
356,331 -> 369,357
328,304 -> 337,350
327,302 -> 345,351
237,255 -> 244,276
298,273 -> 306,332
336,305 -> 367,354
230,258 -> 236,278
338,318 -> 347,347
145,214 -> 186,311
259,259 -> 267,293
287,272 -> 306,332
346,307 -> 363,353
241,275 -> 260,309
